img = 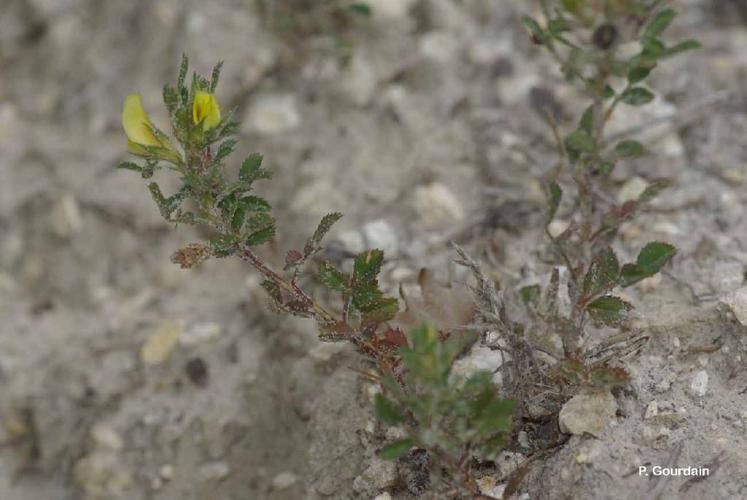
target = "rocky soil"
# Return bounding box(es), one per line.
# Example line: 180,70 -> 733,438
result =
1,0 -> 746,499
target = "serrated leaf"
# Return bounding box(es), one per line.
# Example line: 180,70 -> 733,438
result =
615,140 -> 645,158
319,261 -> 348,292
565,129 -> 596,153
209,60 -> 224,93
638,179 -> 670,203
163,85 -> 179,114
583,247 -> 620,297
361,297 -> 399,327
375,394 -> 404,425
239,195 -> 271,213
637,241 -> 676,275
210,234 -> 240,258
645,9 -> 676,38
547,181 -> 562,222
239,153 -> 271,183
213,139 -> 237,163
619,263 -> 648,287
621,87 -> 655,106
177,54 -> 189,94
587,296 -> 632,326
246,225 -> 275,246
379,439 -> 413,460
305,212 -> 343,256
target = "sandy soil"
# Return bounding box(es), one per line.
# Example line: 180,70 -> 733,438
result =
1,0 -> 746,499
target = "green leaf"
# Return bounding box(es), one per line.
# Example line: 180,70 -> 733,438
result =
239,195 -> 271,213
361,298 -> 399,327
351,250 -> 388,312
619,263 -> 649,288
240,153 -> 271,183
620,242 -> 676,287
641,37 -> 667,60
246,225 -> 275,246
305,212 -> 343,256
177,54 -> 189,94
602,85 -> 615,99
586,296 -> 632,326
117,161 -> 142,173
621,87 -> 655,106
319,261 -> 348,292
210,234 -> 240,258
627,63 -> 656,84
583,247 -> 620,297
213,139 -> 237,163
636,241 -> 676,275
598,160 -> 615,175
579,105 -> 594,134
379,439 -> 413,460
347,2 -> 371,16
615,140 -> 645,159
522,15 -> 548,44
375,394 -> 404,425
645,9 -> 676,38
666,39 -> 701,57
565,129 -> 596,153
520,285 -> 541,306
209,60 -> 224,93
163,85 -> 179,114
638,179 -> 670,203
547,181 -> 562,222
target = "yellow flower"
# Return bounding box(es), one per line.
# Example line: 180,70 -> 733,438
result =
192,91 -> 221,131
122,94 -> 162,154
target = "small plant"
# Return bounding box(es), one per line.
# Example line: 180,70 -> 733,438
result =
375,325 -> 514,497
456,0 -> 698,466
118,55 -> 512,497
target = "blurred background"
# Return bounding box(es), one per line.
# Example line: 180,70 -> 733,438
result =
0,0 -> 746,499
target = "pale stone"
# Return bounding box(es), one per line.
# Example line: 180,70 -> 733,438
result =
689,370 -> 709,397
558,391 -> 617,436
362,219 -> 399,255
339,54 -> 377,107
91,422 -> 123,451
617,176 -> 649,203
720,286 -> 747,326
272,471 -> 298,490
199,461 -> 231,481
412,182 -> 465,226
49,193 -> 83,238
244,94 -> 301,135
179,322 -> 223,347
140,320 -> 182,365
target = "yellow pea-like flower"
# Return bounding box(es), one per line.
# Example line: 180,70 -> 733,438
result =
122,94 -> 162,154
192,90 -> 221,131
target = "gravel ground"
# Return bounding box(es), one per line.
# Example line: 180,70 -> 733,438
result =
1,0 -> 746,499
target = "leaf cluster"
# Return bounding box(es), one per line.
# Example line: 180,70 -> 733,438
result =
375,325 -> 515,466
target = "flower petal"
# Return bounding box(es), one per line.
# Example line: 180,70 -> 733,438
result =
122,94 -> 161,147
192,91 -> 221,131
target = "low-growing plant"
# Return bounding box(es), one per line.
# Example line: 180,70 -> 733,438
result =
118,0 -> 699,495
508,0 -> 697,387
118,55 -> 510,497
